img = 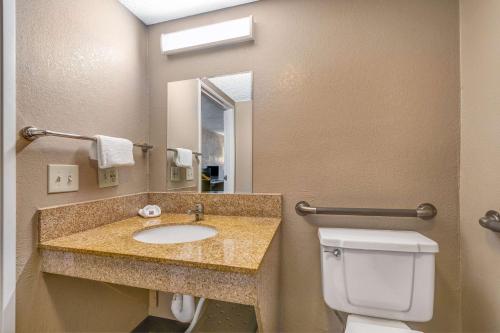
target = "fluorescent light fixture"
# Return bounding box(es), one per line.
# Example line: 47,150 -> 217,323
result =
118,0 -> 259,25
161,16 -> 254,55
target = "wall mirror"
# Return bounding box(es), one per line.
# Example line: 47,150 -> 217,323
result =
166,72 -> 253,193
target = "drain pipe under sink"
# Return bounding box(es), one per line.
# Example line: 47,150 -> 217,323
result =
171,293 -> 206,332
185,297 -> 206,333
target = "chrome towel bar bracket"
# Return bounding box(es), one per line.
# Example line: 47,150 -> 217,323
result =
479,210 -> 500,232
295,201 -> 437,220
21,126 -> 153,152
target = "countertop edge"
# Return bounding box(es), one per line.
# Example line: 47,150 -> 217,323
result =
38,243 -> 262,275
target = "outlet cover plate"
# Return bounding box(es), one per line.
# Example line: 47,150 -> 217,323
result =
170,167 -> 181,181
98,168 -> 119,188
48,164 -> 79,193
185,167 -> 194,181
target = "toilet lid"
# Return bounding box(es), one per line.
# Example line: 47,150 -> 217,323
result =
345,315 -> 423,333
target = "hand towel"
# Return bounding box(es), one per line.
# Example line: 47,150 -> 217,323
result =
91,135 -> 135,169
173,148 -> 192,168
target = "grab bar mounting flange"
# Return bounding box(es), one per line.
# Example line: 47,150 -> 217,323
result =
479,210 -> 500,232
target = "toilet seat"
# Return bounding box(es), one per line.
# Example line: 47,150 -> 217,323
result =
345,315 -> 423,333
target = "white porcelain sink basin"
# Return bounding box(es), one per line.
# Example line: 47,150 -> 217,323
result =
133,224 -> 218,244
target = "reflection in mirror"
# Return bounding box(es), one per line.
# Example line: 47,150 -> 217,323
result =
167,72 -> 252,193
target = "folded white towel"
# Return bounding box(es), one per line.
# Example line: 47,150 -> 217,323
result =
173,148 -> 193,168
89,135 -> 135,169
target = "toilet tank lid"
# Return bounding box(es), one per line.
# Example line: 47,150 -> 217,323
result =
318,228 -> 439,253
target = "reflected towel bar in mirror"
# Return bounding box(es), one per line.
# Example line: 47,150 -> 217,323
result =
21,126 -> 153,152
167,148 -> 202,157
295,201 -> 437,220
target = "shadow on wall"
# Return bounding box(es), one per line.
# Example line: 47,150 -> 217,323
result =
43,274 -> 148,332
15,214 -> 149,333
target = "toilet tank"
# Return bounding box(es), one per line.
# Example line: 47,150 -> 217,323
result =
318,228 -> 438,322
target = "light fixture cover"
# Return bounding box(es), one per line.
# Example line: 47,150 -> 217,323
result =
161,16 -> 254,55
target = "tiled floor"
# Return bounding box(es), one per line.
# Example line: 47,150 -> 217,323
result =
132,299 -> 257,333
132,316 -> 188,333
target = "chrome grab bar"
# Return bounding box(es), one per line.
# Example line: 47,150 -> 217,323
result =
21,126 -> 153,152
295,201 -> 437,220
479,210 -> 500,232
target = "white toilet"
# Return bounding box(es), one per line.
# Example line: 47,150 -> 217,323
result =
318,228 -> 439,333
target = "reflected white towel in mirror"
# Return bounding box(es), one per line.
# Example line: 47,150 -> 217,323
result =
173,148 -> 193,168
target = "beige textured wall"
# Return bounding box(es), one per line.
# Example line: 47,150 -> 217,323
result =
16,0 -> 149,332
460,0 -> 500,331
148,0 -> 461,331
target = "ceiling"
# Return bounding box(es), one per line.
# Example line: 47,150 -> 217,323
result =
118,0 -> 259,25
208,72 -> 252,102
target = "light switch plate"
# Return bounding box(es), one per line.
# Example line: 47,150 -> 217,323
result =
170,167 -> 181,181
48,164 -> 79,193
185,167 -> 194,181
98,168 -> 119,188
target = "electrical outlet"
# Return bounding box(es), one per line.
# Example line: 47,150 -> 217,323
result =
48,164 -> 79,193
185,167 -> 194,181
170,167 -> 181,181
98,168 -> 119,188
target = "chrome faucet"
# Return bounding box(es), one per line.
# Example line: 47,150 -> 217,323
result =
187,203 -> 204,221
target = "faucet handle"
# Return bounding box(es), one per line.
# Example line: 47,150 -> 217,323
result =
187,203 -> 204,214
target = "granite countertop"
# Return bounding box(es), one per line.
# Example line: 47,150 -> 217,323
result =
39,213 -> 281,274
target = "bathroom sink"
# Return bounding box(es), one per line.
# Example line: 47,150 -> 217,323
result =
133,224 -> 218,244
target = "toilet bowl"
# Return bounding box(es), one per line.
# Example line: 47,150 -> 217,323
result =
345,315 -> 422,333
318,228 -> 439,332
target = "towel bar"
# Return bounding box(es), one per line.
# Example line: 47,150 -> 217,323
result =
21,126 -> 153,152
295,201 -> 437,220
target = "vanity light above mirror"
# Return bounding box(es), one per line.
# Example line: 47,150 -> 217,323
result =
161,16 -> 254,55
